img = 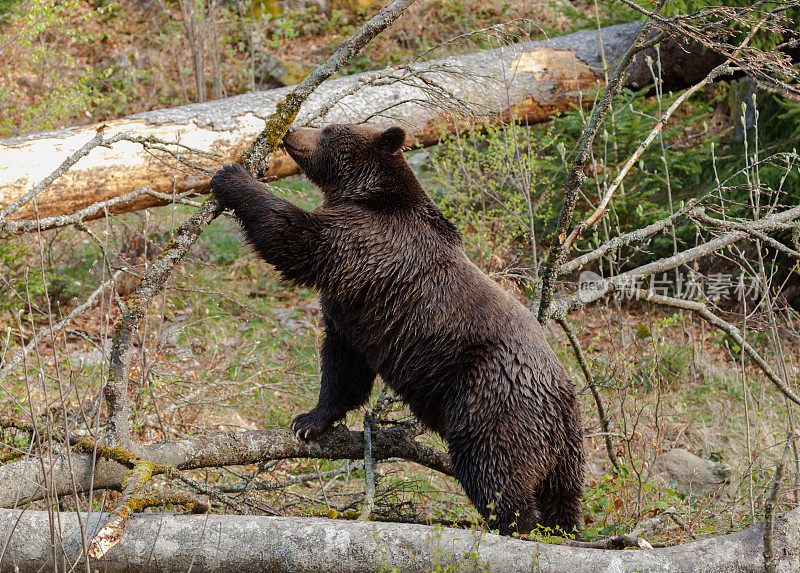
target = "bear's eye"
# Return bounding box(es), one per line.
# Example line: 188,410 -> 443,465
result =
322,126 -> 335,136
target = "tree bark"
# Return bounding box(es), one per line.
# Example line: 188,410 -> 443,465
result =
0,21 -> 722,224
1,507 -> 798,572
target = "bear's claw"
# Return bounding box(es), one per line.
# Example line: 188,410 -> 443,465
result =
210,164 -> 254,209
290,411 -> 330,441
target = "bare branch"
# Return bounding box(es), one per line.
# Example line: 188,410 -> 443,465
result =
561,61 -> 733,251
624,289 -> 800,407
764,449 -> 787,573
239,0 -> 420,175
0,271 -> 122,380
556,318 -> 620,474
0,130 -> 108,220
358,413 -> 377,520
536,15 -> 661,324
550,205 -> 800,317
0,186 -> 202,237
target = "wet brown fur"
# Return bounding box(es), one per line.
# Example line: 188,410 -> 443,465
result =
210,124 -> 585,535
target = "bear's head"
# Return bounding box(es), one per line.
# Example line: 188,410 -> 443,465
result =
282,124 -> 420,205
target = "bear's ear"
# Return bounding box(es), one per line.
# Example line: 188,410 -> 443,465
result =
378,126 -> 406,154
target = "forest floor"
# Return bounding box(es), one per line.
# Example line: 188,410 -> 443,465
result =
3,169 -> 796,545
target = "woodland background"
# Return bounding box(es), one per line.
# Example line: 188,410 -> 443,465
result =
1,0 -> 800,570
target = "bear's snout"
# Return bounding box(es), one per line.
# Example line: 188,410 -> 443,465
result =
283,127 -> 322,157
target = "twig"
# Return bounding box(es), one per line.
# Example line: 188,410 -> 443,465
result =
0,186 -> 203,237
550,205 -> 800,317
624,289 -> 800,407
239,0 -> 419,175
215,460 -> 384,493
0,130 -> 113,220
561,62 -> 733,251
692,211 -> 800,260
556,318 -> 620,474
359,413 -> 377,521
169,472 -> 255,515
763,449 -> 787,573
0,271 -> 122,380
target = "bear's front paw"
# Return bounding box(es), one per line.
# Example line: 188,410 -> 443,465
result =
291,410 -> 333,441
210,163 -> 254,210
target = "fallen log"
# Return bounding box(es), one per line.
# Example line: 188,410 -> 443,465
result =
0,21 -> 723,224
0,425 -> 451,508
1,507 -> 798,572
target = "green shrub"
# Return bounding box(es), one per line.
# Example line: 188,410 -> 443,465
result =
428,122 -> 558,280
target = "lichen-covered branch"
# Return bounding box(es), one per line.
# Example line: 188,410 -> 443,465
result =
0,425 -> 451,508
104,198 -> 221,448
87,460 -> 158,559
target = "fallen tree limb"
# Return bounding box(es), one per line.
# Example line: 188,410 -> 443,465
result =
0,425 -> 452,508
0,21 -> 725,224
1,507 -> 798,572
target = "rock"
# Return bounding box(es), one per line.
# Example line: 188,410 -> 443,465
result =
254,53 -> 316,90
630,506 -> 681,538
406,150 -> 430,173
71,339 -> 112,367
271,307 -> 313,332
656,448 -> 731,496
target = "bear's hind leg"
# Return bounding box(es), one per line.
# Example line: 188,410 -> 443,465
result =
291,327 -> 375,440
447,428 -> 542,536
536,430 -> 585,538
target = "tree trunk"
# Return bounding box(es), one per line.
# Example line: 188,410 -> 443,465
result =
1,508 -> 798,572
0,21 -> 722,224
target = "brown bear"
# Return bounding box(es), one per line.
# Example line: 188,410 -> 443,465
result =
210,124 -> 585,536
